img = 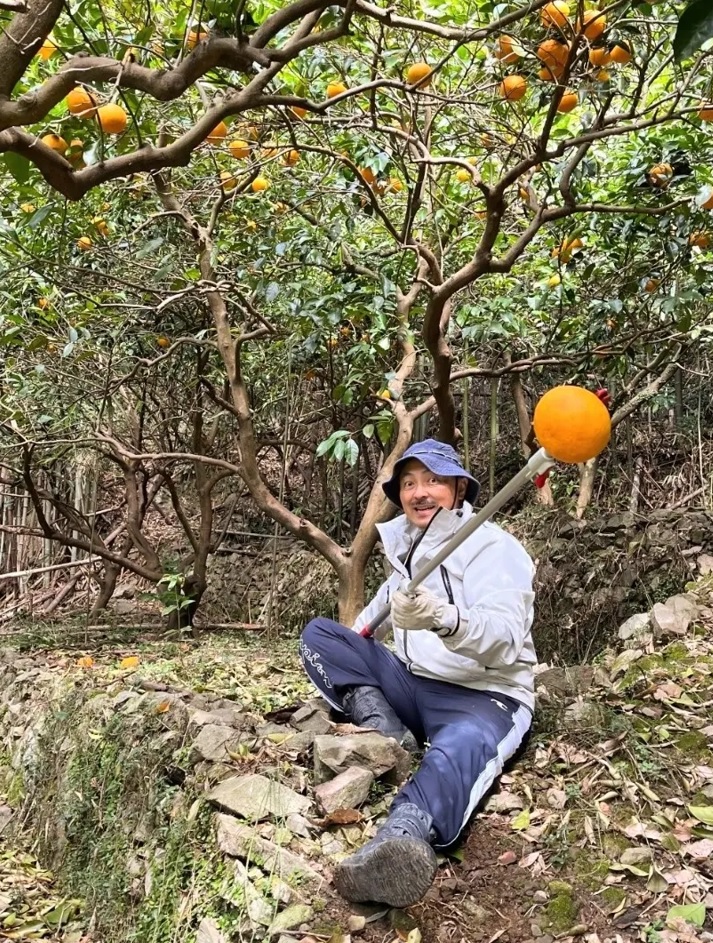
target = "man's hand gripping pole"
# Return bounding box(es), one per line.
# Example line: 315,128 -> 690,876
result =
359,448 -> 555,639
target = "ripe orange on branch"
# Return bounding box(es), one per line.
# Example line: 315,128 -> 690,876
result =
537,39 -> 569,70
698,104 -> 713,121
540,1 -> 570,29
648,162 -> 673,188
689,231 -> 711,249
588,46 -> 610,66
77,236 -> 93,251
38,37 -> 57,60
66,87 -> 98,118
228,139 -> 250,159
493,35 -> 524,63
533,386 -> 611,464
97,103 -> 128,134
327,82 -> 348,98
187,28 -> 209,49
609,43 -> 631,64
406,62 -> 433,86
578,10 -> 607,41
499,75 -> 527,101
251,176 -> 270,192
41,133 -> 69,154
207,121 -> 228,143
557,90 -> 578,113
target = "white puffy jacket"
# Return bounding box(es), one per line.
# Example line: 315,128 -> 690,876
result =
351,502 -> 537,711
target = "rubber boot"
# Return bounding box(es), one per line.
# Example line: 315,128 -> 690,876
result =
341,685 -> 419,753
333,802 -> 438,907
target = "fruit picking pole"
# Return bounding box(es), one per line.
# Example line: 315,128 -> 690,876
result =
359,447 -> 555,638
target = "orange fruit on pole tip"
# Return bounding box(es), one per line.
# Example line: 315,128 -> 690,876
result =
41,133 -> 69,154
533,386 -> 611,463
557,90 -> 578,113
97,103 -> 128,134
207,120 -> 228,143
540,1 -> 570,29
326,81 -> 347,98
406,62 -> 433,86
66,87 -> 98,117
499,75 -> 527,101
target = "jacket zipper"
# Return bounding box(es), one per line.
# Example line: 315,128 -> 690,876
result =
401,508 -> 442,670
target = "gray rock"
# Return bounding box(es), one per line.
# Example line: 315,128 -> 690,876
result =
208,774 -> 311,820
196,918 -> 227,943
112,597 -> 138,615
698,553 -> 713,575
285,813 -> 313,838
114,584 -> 136,599
215,815 -> 323,888
268,904 -> 314,935
618,613 -> 651,641
0,804 -> 13,834
289,705 -> 332,734
320,834 -> 345,856
313,733 -> 411,785
188,708 -> 244,735
189,725 -> 239,764
314,766 -> 374,813
278,730 -> 315,753
112,691 -> 138,711
652,595 -> 698,636
563,699 -> 606,727
535,666 -> 594,697
347,914 -> 367,933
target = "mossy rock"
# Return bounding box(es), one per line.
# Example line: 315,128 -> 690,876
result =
573,853 -> 610,890
600,886 -> 627,913
543,890 -> 579,933
675,730 -> 709,761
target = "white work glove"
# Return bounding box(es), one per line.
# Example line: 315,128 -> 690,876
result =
391,584 -> 460,635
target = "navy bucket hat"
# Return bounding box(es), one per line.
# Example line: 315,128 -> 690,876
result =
382,438 -> 480,508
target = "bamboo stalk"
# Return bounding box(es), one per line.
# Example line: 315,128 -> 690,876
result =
489,377 -> 499,497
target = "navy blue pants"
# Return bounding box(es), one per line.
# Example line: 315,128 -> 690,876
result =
300,618 -> 532,848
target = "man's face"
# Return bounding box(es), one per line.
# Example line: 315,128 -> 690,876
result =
399,458 -> 464,529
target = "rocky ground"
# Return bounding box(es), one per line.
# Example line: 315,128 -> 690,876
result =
0,573 -> 711,943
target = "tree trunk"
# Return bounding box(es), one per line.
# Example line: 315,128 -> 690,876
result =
575,457 -> 598,519
337,556 -> 367,627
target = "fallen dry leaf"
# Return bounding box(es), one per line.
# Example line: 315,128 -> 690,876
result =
315,808 -> 363,828
155,700 -> 171,714
497,850 -> 517,866
119,655 -> 140,669
76,656 -> 94,668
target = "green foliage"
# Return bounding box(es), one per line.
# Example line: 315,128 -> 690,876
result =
673,0 -> 713,61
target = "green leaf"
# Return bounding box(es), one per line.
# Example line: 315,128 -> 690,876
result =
666,902 -> 706,928
4,153 -> 30,184
510,809 -> 530,830
688,806 -> 713,826
673,0 -> 713,60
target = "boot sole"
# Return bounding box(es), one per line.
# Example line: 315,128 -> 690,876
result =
334,836 -> 438,908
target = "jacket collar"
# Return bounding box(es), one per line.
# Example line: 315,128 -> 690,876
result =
376,502 -> 474,571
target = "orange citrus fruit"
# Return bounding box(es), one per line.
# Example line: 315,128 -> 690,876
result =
291,105 -> 307,119
327,82 -> 347,98
643,277 -> 660,292
359,167 -> 377,185
557,90 -> 578,113
533,386 -> 611,463
540,1 -> 570,29
537,39 -> 569,70
406,62 -> 432,86
157,335 -> 171,348
97,103 -> 128,134
220,171 -> 238,191
456,168 -> 471,182
689,231 -> 710,249
251,176 -> 270,192
595,69 -> 611,82
578,10 -> 607,41
41,133 -> 68,154
547,274 -> 562,288
283,148 -> 300,166
494,35 -> 524,63
588,46 -> 610,66
20,203 -> 35,213
66,87 -> 98,118
228,139 -> 250,159
77,236 -> 93,251
207,121 -> 228,143
609,43 -> 631,64
38,37 -> 57,60
389,177 -> 404,192
499,75 -> 527,101
648,162 -> 673,188
698,104 -> 713,121
553,236 -> 583,261
702,191 -> 713,211
538,65 -> 563,82
187,28 -> 209,49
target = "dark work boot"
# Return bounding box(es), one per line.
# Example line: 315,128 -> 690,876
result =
341,685 -> 419,753
334,802 -> 438,907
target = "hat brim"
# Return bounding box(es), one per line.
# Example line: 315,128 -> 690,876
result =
382,456 -> 480,508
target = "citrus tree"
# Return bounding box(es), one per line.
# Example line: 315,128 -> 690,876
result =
2,0 -> 713,623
